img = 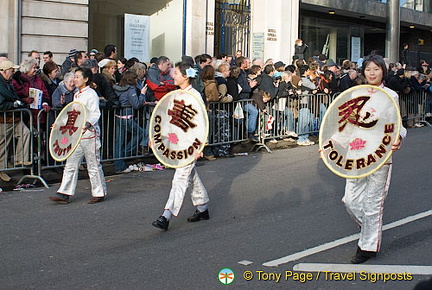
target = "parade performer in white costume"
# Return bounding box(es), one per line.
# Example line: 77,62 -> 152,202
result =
343,55 -> 407,263
152,62 -> 209,231
49,68 -> 107,204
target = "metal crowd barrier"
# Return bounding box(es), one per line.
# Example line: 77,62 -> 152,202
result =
3,88 -> 430,187
251,93 -> 336,152
399,90 -> 432,127
207,99 -> 253,146
0,108 -> 47,186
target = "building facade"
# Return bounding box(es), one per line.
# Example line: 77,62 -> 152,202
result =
1,0 -> 431,67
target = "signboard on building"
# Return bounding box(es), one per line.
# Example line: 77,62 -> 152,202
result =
351,37 -> 361,62
252,33 -> 265,60
124,14 -> 150,62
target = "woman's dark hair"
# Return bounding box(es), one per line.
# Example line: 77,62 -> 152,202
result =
229,66 -> 241,78
75,67 -> 93,85
125,57 -> 139,69
118,57 -> 127,65
175,61 -> 195,83
119,70 -> 138,87
323,69 -> 333,80
43,60 -> 58,76
249,65 -> 261,76
361,54 -> 388,81
200,65 -> 215,82
264,64 -> 275,75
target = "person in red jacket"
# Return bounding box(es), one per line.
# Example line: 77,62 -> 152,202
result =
12,58 -> 51,120
145,56 -> 176,101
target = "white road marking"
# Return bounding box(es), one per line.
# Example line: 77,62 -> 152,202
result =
263,209 -> 432,267
238,260 -> 253,266
293,263 -> 432,275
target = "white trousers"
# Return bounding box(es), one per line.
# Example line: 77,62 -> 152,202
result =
164,162 -> 209,217
342,163 -> 392,252
58,127 -> 107,197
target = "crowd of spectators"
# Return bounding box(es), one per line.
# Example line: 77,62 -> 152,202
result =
1,45 -> 431,182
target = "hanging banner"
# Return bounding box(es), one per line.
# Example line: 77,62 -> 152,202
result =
124,14 -> 150,62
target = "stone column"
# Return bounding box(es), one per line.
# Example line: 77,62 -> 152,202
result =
0,0 -> 19,61
386,0 -> 400,62
185,0 -> 215,58
250,0 -> 299,65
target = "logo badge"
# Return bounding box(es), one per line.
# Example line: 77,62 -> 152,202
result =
218,268 -> 235,285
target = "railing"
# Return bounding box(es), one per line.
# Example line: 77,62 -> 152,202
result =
1,89 -> 430,187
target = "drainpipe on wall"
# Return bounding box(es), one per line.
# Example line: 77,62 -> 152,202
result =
182,0 -> 187,56
17,0 -> 22,63
386,0 -> 400,62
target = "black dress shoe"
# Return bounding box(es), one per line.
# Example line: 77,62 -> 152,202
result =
351,246 -> 376,264
187,209 -> 210,222
152,216 -> 169,230
88,197 -> 105,204
49,193 -> 70,204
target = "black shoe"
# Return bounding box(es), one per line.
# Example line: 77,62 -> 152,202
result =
152,216 -> 169,230
49,193 -> 70,204
248,133 -> 259,143
351,246 -> 376,264
187,209 -> 210,222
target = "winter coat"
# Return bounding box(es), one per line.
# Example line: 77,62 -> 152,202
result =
145,64 -> 176,101
113,84 -> 145,116
51,81 -> 77,108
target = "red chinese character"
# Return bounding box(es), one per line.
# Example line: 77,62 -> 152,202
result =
168,99 -> 198,132
338,96 -> 378,132
59,110 -> 81,136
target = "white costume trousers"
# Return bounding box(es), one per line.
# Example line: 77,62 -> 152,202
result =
342,163 -> 392,252
164,162 -> 209,217
58,127 -> 107,197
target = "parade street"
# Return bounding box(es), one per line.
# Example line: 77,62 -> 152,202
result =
0,127 -> 431,290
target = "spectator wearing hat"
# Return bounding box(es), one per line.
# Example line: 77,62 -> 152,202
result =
61,49 -> 77,76
0,59 -> 31,182
89,49 -> 98,60
274,61 -> 286,72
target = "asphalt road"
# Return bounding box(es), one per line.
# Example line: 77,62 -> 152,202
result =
0,127 -> 431,290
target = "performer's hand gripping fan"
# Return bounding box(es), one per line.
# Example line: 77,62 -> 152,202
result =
319,85 -> 401,179
149,90 -> 209,168
49,102 -> 87,162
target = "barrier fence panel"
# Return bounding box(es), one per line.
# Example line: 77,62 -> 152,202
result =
207,99 -> 252,146
254,93 -> 337,149
399,90 -> 431,127
0,108 -> 48,186
8,88 -> 428,187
